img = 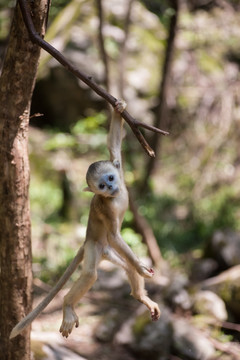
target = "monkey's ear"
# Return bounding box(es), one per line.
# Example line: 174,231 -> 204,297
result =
113,159 -> 120,169
83,186 -> 93,192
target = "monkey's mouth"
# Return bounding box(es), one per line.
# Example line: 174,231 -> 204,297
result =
111,188 -> 119,196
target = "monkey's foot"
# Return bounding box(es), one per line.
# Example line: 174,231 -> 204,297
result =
115,99 -> 126,113
60,305 -> 79,338
150,303 -> 161,321
141,296 -> 161,321
138,264 -> 155,279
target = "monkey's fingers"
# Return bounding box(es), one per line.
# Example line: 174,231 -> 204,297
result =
114,99 -> 127,113
139,265 -> 155,279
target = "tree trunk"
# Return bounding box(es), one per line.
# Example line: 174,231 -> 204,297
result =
0,1 -> 49,359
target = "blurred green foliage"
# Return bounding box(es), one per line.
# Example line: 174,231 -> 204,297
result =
137,187 -> 240,255
122,228 -> 147,257
44,132 -> 77,151
141,0 -> 176,27
71,113 -> 107,135
30,177 -> 62,220
48,0 -> 69,21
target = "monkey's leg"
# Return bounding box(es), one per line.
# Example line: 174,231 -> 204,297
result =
104,247 -> 160,321
107,232 -> 154,279
127,267 -> 161,321
60,240 -> 101,338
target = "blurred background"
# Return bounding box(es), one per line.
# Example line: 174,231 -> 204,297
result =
1,0 -> 240,359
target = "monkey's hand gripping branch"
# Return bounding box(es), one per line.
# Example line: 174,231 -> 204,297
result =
18,0 -> 169,157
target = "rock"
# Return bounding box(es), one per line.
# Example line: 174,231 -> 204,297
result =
115,304 -> 172,360
207,230 -> 240,268
114,305 -> 144,346
172,317 -> 215,360
190,258 -> 218,282
164,272 -> 192,310
42,344 -> 87,360
193,290 -> 227,321
201,265 -> 240,319
95,309 -> 121,342
131,305 -> 173,360
31,333 -> 87,360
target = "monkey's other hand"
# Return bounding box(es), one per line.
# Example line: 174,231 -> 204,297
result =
138,264 -> 155,279
114,99 -> 127,113
60,305 -> 79,338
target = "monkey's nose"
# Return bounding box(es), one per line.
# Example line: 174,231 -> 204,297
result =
108,185 -> 112,190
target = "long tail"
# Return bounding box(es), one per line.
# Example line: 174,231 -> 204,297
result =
10,246 -> 84,339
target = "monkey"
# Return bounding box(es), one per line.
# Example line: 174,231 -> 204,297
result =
10,99 -> 160,339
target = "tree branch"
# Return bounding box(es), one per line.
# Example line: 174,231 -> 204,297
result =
142,0 -> 178,171
118,0 -> 134,98
128,189 -> 164,268
95,0 -> 110,92
18,0 -> 168,157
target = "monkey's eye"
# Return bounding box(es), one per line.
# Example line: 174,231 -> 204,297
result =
109,175 -> 114,181
99,184 -> 105,190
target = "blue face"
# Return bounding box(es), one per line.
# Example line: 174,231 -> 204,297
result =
98,173 -> 119,196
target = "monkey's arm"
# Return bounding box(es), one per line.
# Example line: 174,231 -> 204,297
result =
108,100 -> 126,168
108,232 -> 154,278
105,219 -> 154,279
10,246 -> 84,339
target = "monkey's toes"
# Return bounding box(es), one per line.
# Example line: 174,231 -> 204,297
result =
60,328 -> 70,338
59,318 -> 79,338
60,323 -> 70,338
151,307 -> 161,321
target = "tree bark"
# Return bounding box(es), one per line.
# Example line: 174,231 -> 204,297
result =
0,1 -> 49,359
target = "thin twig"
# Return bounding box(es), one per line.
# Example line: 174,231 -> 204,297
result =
128,189 -> 163,268
29,113 -> 43,119
221,321 -> 240,332
18,0 -> 169,157
209,337 -> 240,359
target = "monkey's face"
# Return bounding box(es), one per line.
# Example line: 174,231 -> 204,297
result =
86,161 -> 121,197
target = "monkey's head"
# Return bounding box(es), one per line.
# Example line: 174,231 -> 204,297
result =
85,160 -> 121,197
